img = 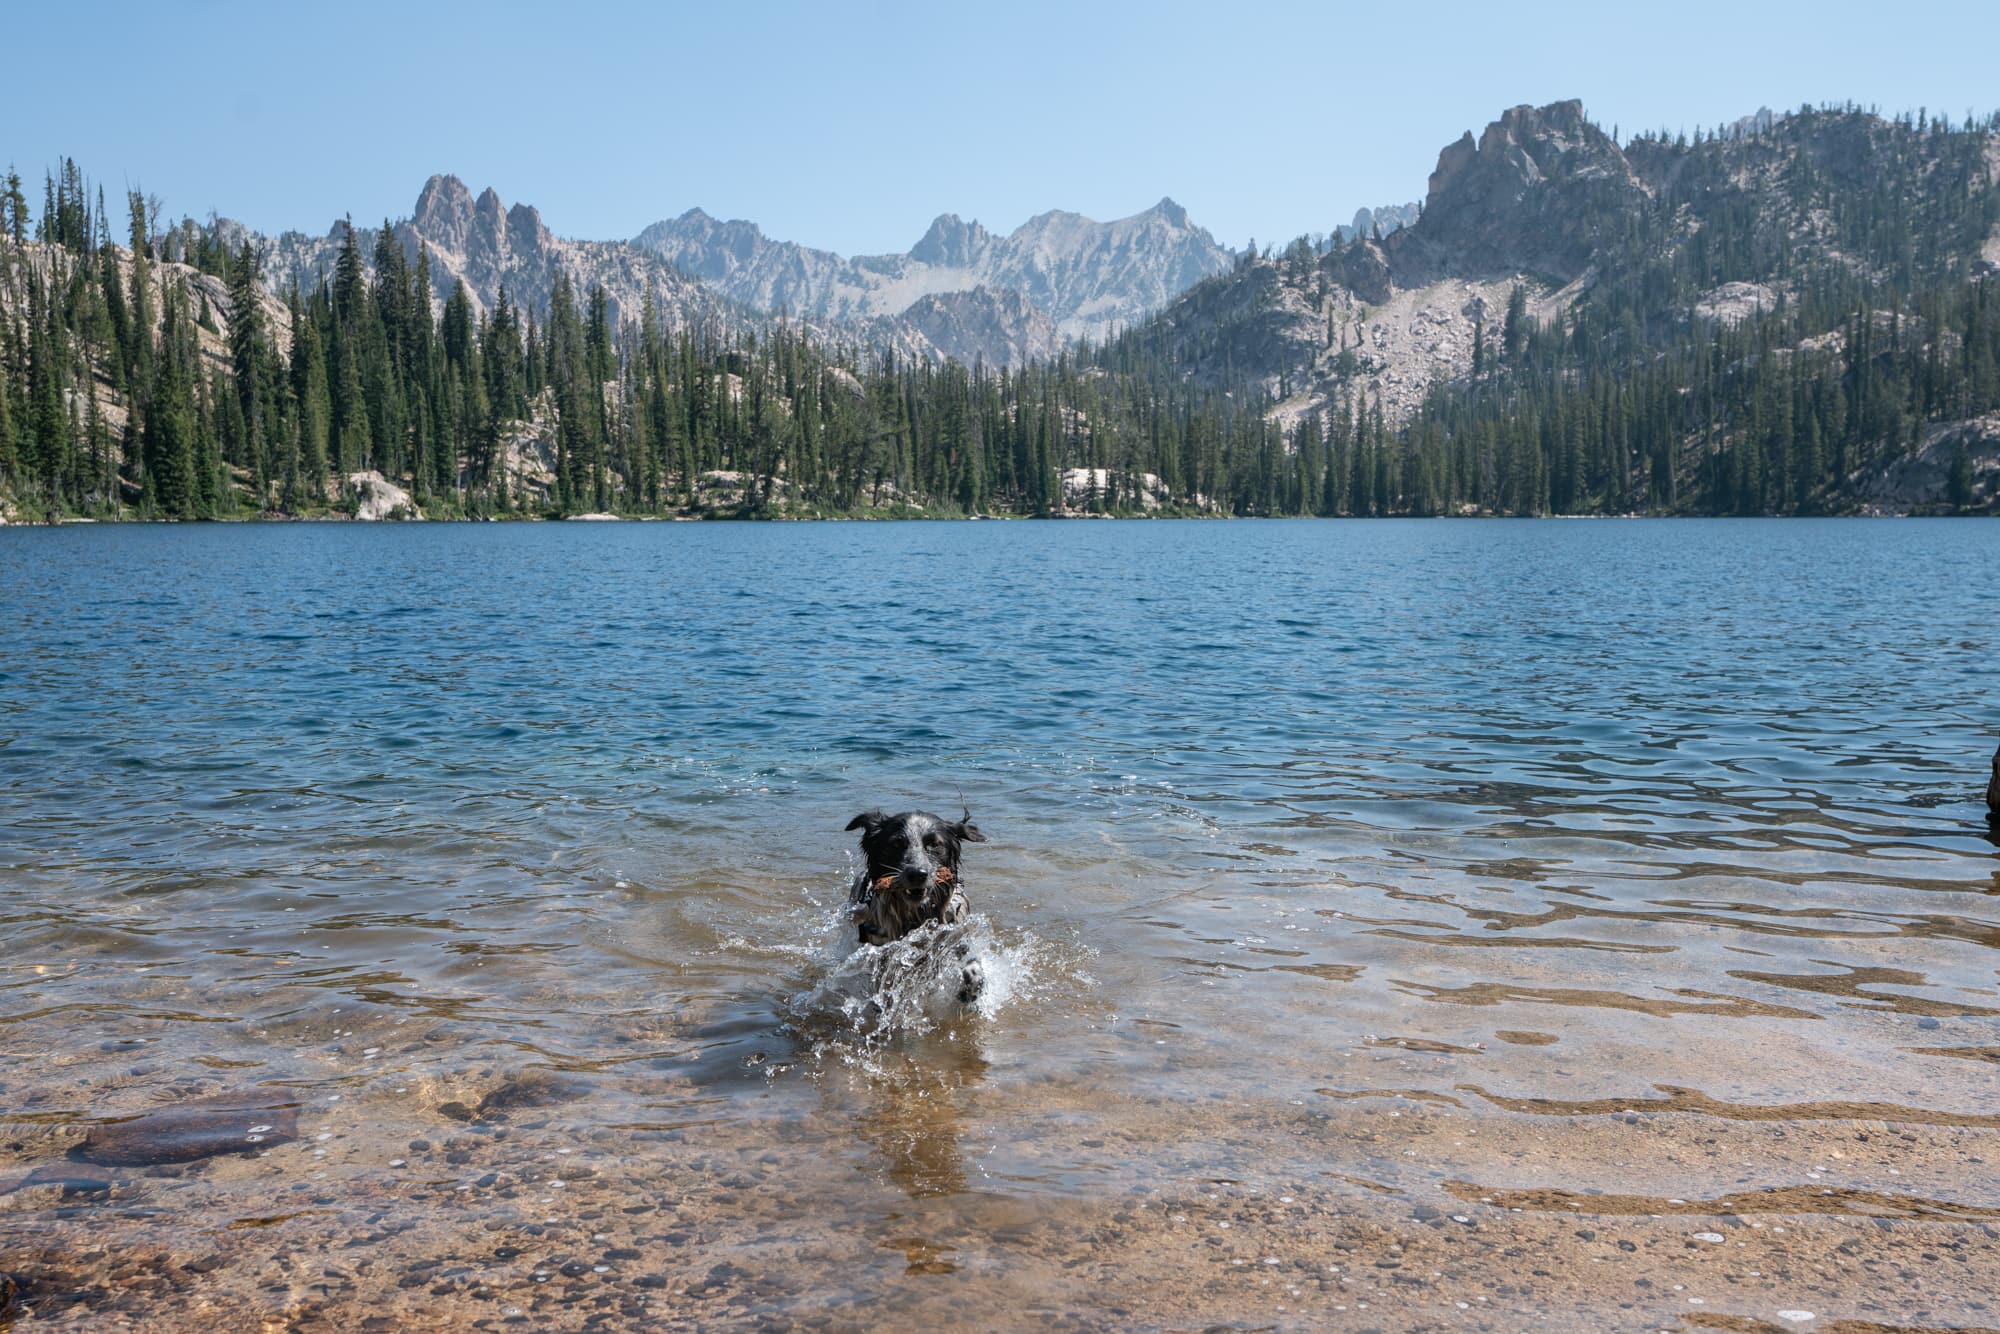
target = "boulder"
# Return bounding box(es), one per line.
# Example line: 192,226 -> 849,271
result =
344,470 -> 422,521
1339,239 -> 1395,305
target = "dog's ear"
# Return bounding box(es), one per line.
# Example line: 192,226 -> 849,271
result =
845,809 -> 886,834
951,817 -> 987,844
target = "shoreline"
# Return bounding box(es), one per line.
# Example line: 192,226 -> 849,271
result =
3,509 -> 1996,528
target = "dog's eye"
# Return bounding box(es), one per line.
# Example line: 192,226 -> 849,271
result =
923,835 -> 941,849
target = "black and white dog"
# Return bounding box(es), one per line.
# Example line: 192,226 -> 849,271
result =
846,808 -> 987,1003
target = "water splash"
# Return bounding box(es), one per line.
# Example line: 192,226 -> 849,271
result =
785,908 -> 1051,1054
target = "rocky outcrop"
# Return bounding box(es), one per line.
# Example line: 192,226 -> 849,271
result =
1848,415 -> 2000,514
1112,100 -> 1647,425
1693,281 -> 1782,328
1127,99 -> 2000,437
1337,240 -> 1395,305
633,196 -> 1231,346
1058,468 -> 1172,512
344,471 -> 422,521
909,213 -> 992,268
1391,100 -> 1647,284
868,287 -> 1061,369
1342,203 -> 1422,243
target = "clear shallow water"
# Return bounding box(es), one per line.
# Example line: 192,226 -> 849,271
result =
2,518 -> 1998,1331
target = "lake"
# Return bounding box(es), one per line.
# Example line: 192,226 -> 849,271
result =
2,518 -> 1997,1330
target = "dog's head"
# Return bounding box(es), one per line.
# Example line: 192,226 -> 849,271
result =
847,808 -> 986,896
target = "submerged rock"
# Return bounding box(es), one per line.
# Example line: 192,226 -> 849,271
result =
70,1090 -> 300,1166
0,1164 -> 113,1197
434,1070 -> 590,1126
0,1090 -> 299,1195
475,1070 -> 590,1117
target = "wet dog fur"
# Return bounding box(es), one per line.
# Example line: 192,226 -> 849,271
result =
847,808 -> 987,1003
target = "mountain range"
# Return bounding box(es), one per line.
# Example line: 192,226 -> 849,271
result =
218,179 -> 1237,370
631,197 -> 1231,345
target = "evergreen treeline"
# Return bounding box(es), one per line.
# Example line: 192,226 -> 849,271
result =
1,106 -> 1997,521
0,161 -> 1260,520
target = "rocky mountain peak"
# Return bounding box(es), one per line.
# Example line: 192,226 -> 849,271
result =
1428,131 -> 1479,200
506,202 -> 550,256
1489,98 -> 1590,146
1148,196 -> 1189,227
873,284 -> 1060,369
909,212 -> 990,266
1407,98 -> 1645,281
474,186 -> 504,217
411,175 -> 476,253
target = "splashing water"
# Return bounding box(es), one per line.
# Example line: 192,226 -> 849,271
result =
785,905 -> 1053,1054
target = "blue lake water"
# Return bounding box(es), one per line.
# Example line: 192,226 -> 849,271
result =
2,518 -> 1997,1329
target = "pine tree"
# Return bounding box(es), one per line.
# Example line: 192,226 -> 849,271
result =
290,306 -> 330,501
143,291 -> 196,518
1503,285 -> 1530,361
124,192 -> 153,391
333,217 -> 366,329
0,353 -> 14,481
328,316 -> 370,477
1,167 -> 27,244
25,284 -> 74,509
226,241 -> 265,488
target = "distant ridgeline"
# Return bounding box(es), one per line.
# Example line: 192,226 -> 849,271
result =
1,100 -> 1998,522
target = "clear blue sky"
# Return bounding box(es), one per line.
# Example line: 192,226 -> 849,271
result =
8,0 -> 1997,256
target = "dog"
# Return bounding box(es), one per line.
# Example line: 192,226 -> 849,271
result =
846,808 -> 987,1003
1988,740 -> 1999,825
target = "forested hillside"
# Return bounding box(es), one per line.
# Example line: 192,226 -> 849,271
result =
2,104 -> 1998,522
1103,102 -> 2000,515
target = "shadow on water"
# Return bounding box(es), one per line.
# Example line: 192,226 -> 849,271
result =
826,1035 -> 990,1202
